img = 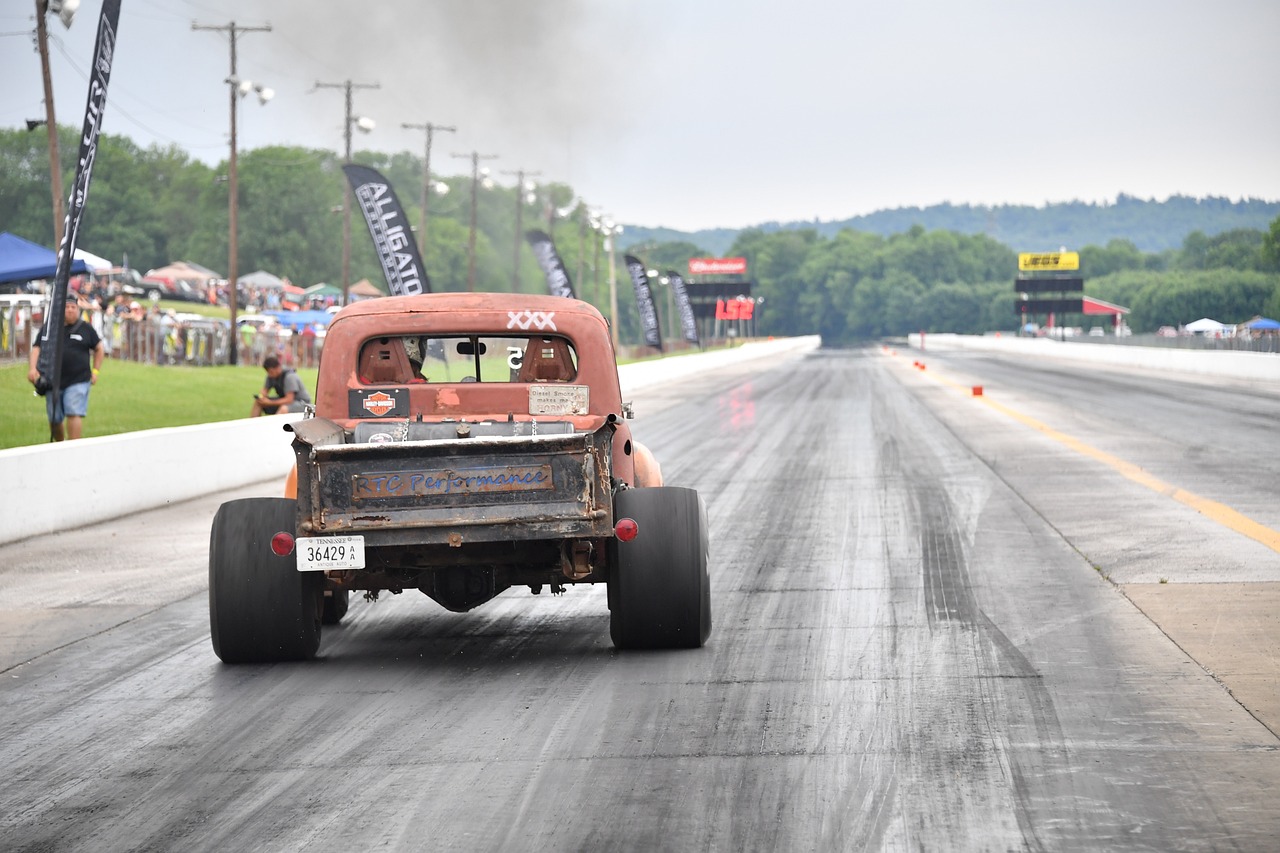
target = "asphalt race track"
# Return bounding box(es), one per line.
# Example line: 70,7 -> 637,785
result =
2,344 -> 1278,851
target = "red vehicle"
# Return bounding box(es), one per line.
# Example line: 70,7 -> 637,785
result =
209,293 -> 711,662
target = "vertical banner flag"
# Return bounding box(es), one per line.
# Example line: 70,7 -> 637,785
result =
35,0 -> 122,394
342,164 -> 431,296
664,269 -> 700,345
624,254 -> 662,350
525,229 -> 575,299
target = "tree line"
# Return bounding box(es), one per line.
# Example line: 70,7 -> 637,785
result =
2,126 -> 1278,343
728,222 -> 1280,340
0,126 -> 600,303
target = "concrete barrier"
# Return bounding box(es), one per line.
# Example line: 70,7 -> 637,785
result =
909,333 -> 1280,382
0,414 -> 305,546
0,336 -> 821,546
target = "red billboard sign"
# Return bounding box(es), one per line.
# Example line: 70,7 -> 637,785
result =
689,257 -> 747,276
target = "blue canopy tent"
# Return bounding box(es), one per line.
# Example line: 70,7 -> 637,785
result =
265,309 -> 333,332
1245,317 -> 1280,331
0,231 -> 88,286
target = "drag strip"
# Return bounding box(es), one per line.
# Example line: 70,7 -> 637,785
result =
1,345 -> 1277,850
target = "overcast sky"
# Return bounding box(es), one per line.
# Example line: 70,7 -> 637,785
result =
3,0 -> 1278,232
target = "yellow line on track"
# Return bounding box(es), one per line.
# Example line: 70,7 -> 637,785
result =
898,353 -> 1280,554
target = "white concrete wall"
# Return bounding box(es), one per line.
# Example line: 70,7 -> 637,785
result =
0,336 -> 822,546
0,415 -> 303,546
908,333 -> 1280,382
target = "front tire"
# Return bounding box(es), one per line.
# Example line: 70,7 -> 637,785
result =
608,487 -> 712,649
209,497 -> 322,663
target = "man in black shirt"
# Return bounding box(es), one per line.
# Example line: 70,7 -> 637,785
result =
27,293 -> 105,441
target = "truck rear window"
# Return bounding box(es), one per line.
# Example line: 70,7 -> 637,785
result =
357,334 -> 578,385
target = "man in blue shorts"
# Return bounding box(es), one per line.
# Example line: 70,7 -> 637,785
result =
28,293 -> 105,441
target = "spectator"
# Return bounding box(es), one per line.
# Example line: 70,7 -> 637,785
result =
27,293 -> 105,441
251,354 -> 311,416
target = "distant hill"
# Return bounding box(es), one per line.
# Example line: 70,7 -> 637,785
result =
621,194 -> 1280,256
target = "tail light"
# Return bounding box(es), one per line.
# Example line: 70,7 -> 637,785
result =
614,518 -> 639,542
270,531 -> 295,556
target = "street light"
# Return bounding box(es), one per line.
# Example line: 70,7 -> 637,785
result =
34,0 -> 79,251
602,218 -> 623,348
194,19 -> 271,365
315,78 -> 380,302
452,150 -> 499,291
501,168 -> 540,292
401,121 -> 456,256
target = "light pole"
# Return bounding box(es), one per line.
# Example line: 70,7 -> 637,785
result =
315,78 -> 379,303
34,0 -> 75,251
589,213 -> 602,307
603,218 -> 622,348
501,168 -> 539,292
452,150 -> 498,291
401,121 -> 455,256
193,18 -> 271,365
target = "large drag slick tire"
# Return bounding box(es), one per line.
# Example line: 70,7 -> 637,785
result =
608,486 -> 711,649
209,497 -> 322,663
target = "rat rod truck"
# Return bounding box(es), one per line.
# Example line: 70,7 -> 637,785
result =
209,292 -> 711,662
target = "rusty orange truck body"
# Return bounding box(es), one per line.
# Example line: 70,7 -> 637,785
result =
209,293 -> 710,662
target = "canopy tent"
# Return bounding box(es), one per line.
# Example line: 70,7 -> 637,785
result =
1184,317 -> 1229,334
73,247 -> 112,271
146,261 -> 216,285
303,282 -> 343,298
281,283 -> 306,305
265,309 -> 332,331
349,279 -> 385,299
238,269 -> 285,290
1245,317 -> 1280,331
1081,296 -> 1130,315
0,232 -> 89,285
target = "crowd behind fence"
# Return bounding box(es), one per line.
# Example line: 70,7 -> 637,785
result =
1,297 -> 324,369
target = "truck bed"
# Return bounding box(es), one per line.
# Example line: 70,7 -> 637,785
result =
291,421 -> 617,548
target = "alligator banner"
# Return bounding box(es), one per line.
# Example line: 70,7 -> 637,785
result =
665,270 -> 700,346
35,0 -> 122,394
624,254 -> 662,350
524,229 -> 575,299
342,163 -> 431,296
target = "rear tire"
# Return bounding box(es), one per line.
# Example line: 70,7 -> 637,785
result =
209,497 -> 322,663
608,487 -> 711,649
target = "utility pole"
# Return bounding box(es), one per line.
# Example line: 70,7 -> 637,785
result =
452,150 -> 498,291
605,223 -> 622,349
576,210 -> 586,301
315,79 -> 379,303
401,121 -> 456,257
500,168 -> 539,292
193,19 -> 271,366
34,0 -> 65,250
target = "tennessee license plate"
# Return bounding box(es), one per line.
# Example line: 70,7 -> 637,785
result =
295,535 -> 365,571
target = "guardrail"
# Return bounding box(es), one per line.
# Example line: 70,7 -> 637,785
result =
909,333 -> 1280,382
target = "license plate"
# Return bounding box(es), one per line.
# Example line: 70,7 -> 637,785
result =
296,535 -> 365,571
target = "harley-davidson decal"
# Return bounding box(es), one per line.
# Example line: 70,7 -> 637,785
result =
347,388 -> 408,418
